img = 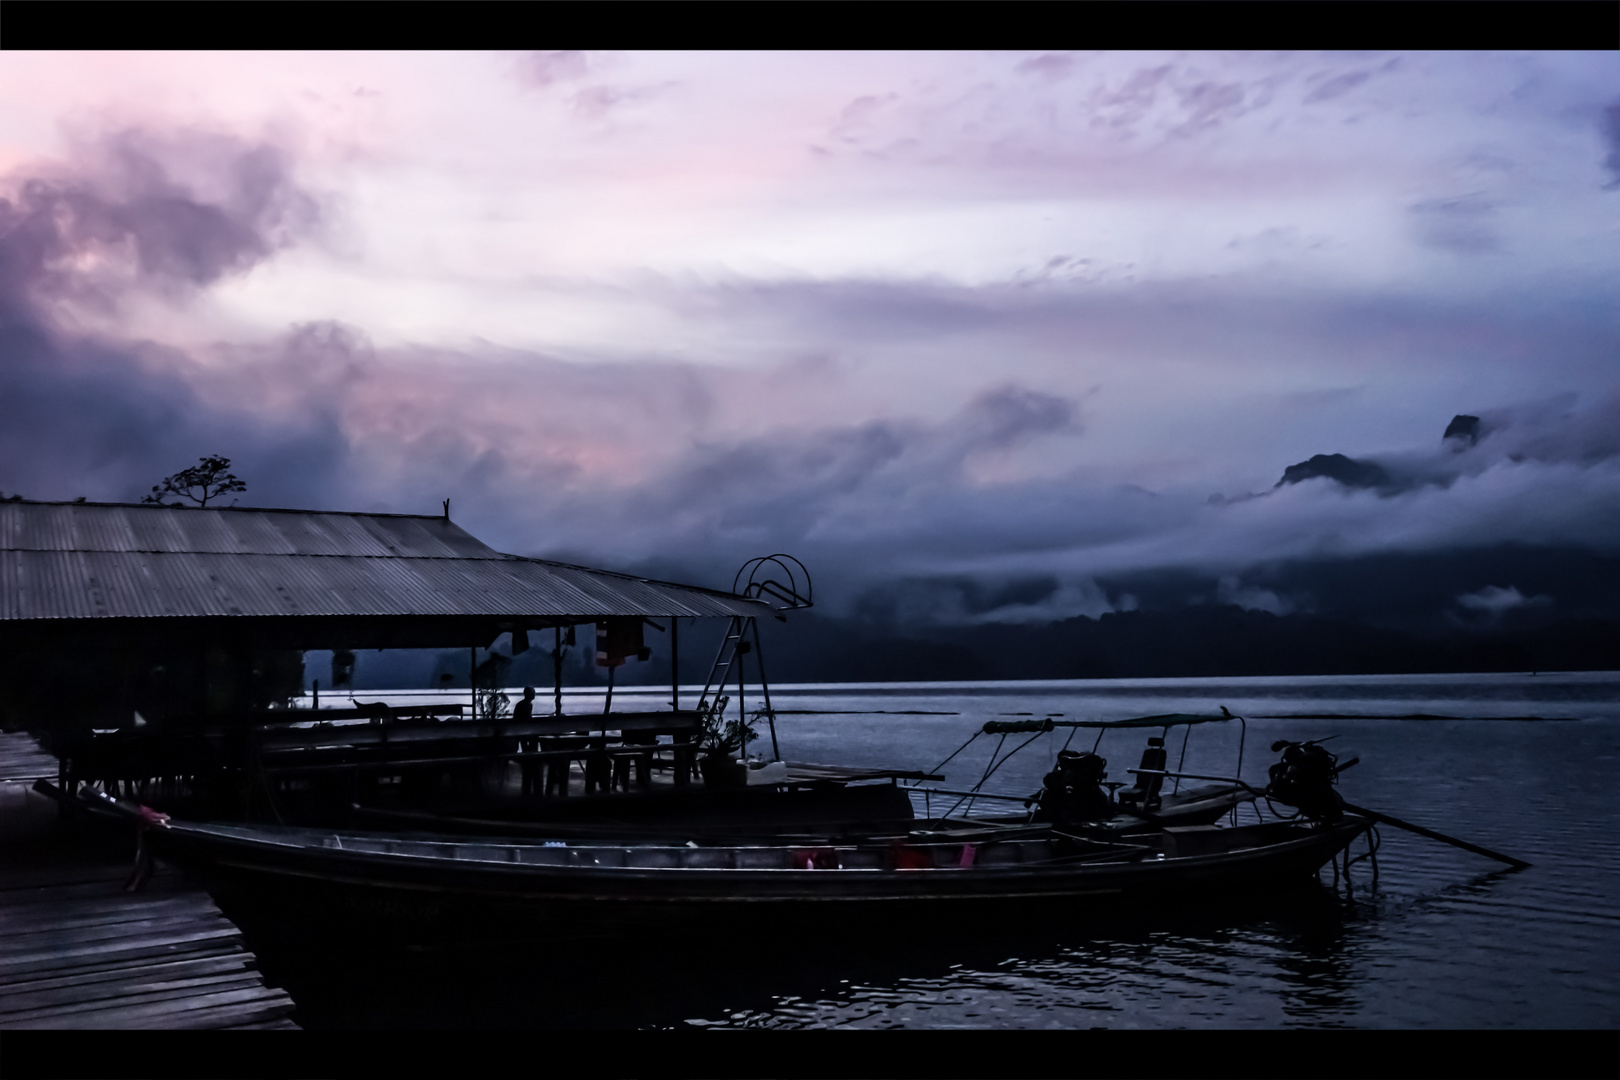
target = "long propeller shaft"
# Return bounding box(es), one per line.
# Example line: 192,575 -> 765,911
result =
1342,802 -> 1530,870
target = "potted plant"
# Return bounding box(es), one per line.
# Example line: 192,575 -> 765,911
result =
696,696 -> 756,788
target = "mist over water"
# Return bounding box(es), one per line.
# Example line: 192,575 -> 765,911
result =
269,673 -> 1619,1029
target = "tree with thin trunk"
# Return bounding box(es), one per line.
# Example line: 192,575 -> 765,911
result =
142,455 -> 247,508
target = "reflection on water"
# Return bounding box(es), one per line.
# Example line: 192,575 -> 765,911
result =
688,894 -> 1372,1030
255,674 -> 1619,1029
247,888 -> 1371,1030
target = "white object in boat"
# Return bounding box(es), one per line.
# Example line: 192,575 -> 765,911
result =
743,759 -> 787,786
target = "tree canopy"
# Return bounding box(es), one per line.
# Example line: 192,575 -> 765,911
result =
142,455 -> 247,508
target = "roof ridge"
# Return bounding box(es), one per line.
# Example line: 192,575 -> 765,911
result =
0,548 -> 508,557
2,500 -> 445,521
500,553 -> 752,599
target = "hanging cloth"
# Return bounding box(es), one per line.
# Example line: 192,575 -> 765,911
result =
595,617 -> 649,668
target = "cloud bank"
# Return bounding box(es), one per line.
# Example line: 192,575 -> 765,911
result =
1,50 -> 1617,631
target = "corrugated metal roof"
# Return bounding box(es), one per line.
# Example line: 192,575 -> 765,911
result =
0,502 -> 771,622
0,501 -> 494,558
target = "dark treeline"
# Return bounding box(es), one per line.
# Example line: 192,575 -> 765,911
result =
742,543 -> 1620,683
750,608 -> 1620,683
335,542 -> 1620,690
11,605 -> 1612,724
18,541 -> 1615,712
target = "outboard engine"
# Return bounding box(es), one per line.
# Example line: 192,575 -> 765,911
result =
1033,750 -> 1114,826
1266,739 -> 1344,822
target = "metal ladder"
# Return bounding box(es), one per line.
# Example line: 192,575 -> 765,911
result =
692,556 -> 813,765
696,617 -> 747,713
694,615 -> 780,761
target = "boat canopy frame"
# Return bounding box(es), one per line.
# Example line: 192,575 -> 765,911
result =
914,710 -> 1250,821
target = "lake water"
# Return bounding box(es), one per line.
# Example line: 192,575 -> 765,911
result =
260,672 -> 1620,1030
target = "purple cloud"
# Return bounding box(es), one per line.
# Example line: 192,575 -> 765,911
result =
1015,54 -> 1079,81
0,131 -> 336,505
2,75 -> 1619,631
0,128 -> 316,320
1604,101 -> 1620,188
1408,194 -> 1500,254
1304,70 -> 1372,105
516,51 -> 592,88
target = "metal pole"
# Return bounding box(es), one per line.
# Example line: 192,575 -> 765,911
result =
470,646 -> 477,723
1174,724 -> 1191,794
749,618 -> 780,762
671,618 -> 680,712
554,626 -> 564,716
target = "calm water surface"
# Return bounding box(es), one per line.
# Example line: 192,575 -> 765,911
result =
263,673 -> 1620,1029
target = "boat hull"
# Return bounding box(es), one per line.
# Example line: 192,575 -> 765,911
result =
152,816 -> 1373,946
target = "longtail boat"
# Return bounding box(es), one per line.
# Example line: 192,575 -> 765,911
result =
40,708 -> 1395,946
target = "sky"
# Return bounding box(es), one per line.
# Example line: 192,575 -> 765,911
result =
2,51 -> 1618,622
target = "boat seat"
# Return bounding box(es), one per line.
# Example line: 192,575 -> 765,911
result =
1116,737 -> 1167,811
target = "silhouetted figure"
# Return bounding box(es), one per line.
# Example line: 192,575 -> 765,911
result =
514,686 -> 539,796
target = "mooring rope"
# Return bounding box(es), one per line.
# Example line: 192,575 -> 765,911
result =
941,728 -> 1054,820
916,729 -> 984,782
973,730 -> 1050,792
938,733 -> 1007,820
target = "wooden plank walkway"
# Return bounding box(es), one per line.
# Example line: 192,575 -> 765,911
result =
0,731 -> 62,845
0,733 -> 298,1030
0,849 -> 300,1029
0,730 -> 59,782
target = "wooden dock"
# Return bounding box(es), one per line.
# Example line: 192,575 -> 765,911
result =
0,733 -> 298,1030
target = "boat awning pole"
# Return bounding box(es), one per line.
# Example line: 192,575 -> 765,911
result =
1174,725 -> 1191,794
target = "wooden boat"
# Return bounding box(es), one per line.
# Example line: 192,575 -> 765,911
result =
58,784 -> 1373,945
44,708 -> 1379,947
